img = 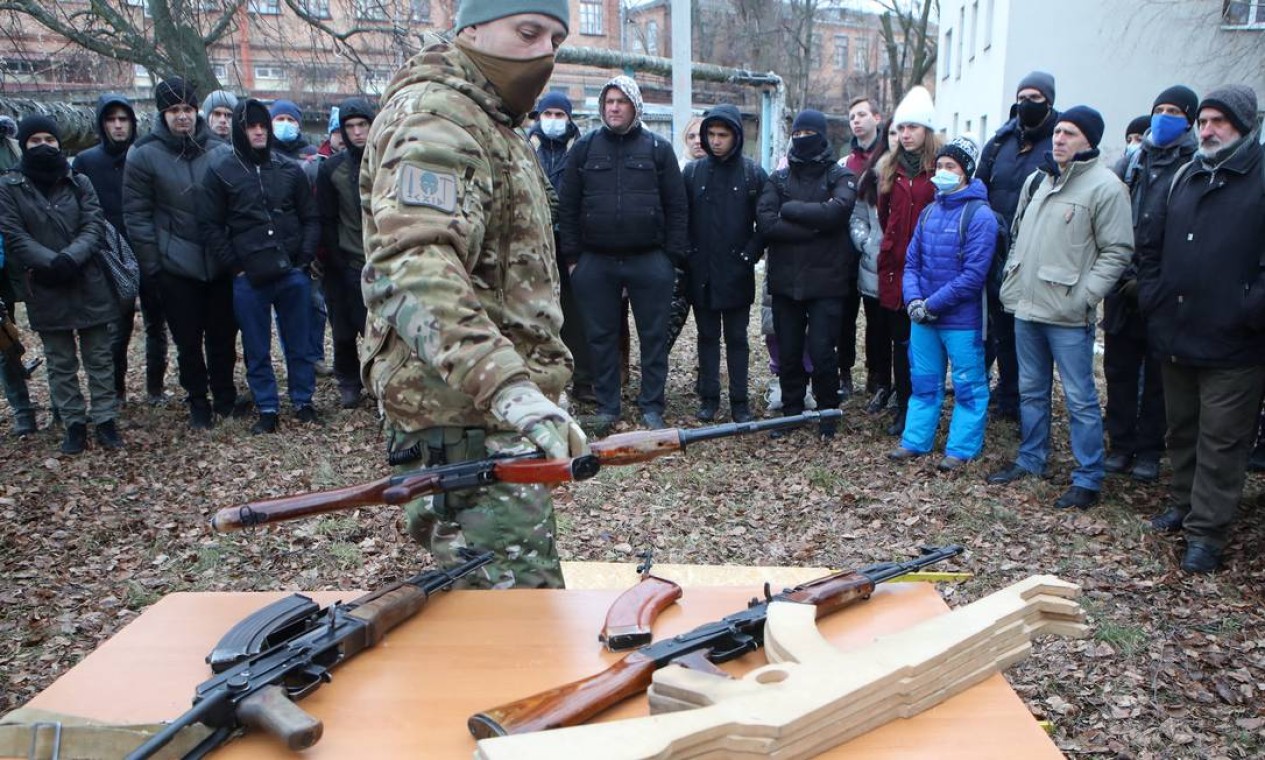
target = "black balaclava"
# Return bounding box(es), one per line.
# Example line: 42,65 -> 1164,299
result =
16,115 -> 68,194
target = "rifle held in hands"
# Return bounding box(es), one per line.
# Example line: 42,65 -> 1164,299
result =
467,545 -> 965,739
212,411 -> 842,533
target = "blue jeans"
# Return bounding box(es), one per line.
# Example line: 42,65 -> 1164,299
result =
235,270 -> 315,414
1014,319 -> 1104,490
902,324 -> 989,459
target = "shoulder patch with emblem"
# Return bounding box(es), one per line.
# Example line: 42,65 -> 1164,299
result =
398,163 -> 458,213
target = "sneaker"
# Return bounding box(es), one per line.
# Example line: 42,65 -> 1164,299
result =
730,402 -> 754,423
1148,506 -> 1186,533
885,407 -> 906,437
865,388 -> 891,416
764,378 -> 783,412
190,398 -> 214,430
804,389 -> 818,411
61,422 -> 87,455
986,463 -> 1031,485
145,392 -> 168,407
1103,451 -> 1132,474
295,405 -> 319,424
839,375 -> 854,402
1131,458 -> 1160,483
94,419 -> 123,450
937,456 -> 967,472
886,446 -> 921,461
251,412 -> 279,435
339,387 -> 363,409
1053,486 -> 1099,510
642,411 -> 667,430
696,398 -> 719,422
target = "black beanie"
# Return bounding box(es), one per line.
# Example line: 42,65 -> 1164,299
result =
1125,115 -> 1150,139
1058,106 -> 1105,149
15,115 -> 60,149
791,109 -> 828,135
1200,85 -> 1259,136
155,77 -> 199,113
1017,71 -> 1056,105
1152,85 -> 1199,125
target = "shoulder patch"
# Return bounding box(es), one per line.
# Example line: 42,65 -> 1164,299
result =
398,163 -> 458,213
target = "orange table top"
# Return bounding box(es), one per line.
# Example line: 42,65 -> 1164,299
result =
21,580 -> 1062,759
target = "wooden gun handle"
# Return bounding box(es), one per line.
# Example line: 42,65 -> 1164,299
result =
468,652 -> 658,739
211,479 -> 394,532
237,684 -> 324,751
599,576 -> 682,651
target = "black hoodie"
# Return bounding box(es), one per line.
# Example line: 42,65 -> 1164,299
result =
681,104 -> 769,310
71,93 -> 136,234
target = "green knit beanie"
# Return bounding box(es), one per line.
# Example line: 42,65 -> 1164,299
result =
455,0 -> 571,34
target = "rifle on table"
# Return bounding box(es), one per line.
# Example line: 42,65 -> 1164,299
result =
212,410 -> 842,533
467,545 -> 965,739
124,549 -> 494,760
0,300 -> 40,379
599,550 -> 683,652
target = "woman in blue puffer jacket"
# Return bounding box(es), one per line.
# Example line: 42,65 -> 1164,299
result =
888,136 -> 997,470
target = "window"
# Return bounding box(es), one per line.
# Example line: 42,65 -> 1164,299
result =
969,1 -> 979,59
980,114 -> 988,141
410,0 -> 430,22
249,0 -> 280,14
355,0 -> 388,20
1223,0 -> 1265,26
942,29 -> 952,79
956,6 -> 965,78
984,0 -> 995,48
854,36 -> 869,71
810,32 -> 822,69
580,0 -> 603,36
646,20 -> 659,55
254,65 -> 286,80
833,35 -> 849,70
211,63 -> 227,79
300,0 -> 332,18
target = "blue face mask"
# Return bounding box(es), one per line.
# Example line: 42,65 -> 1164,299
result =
1149,113 -> 1188,148
540,117 -> 568,139
273,120 -> 299,142
930,169 -> 962,194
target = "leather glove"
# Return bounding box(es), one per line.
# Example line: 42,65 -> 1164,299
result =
491,381 -> 589,460
1118,278 -> 1139,305
34,253 -> 78,286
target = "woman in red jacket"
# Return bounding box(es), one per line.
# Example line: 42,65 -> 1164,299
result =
877,86 -> 942,436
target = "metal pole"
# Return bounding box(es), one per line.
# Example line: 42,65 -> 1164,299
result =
671,0 -> 693,146
761,89 -> 773,171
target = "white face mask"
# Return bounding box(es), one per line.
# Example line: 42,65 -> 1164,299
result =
540,117 -> 568,139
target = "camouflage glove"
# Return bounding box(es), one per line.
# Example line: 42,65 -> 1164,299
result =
491,382 -> 590,460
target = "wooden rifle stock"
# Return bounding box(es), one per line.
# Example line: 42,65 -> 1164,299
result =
211,412 -> 840,533
599,551 -> 683,651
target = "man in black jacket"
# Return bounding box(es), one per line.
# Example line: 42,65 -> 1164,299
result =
124,77 -> 237,429
72,93 -> 169,406
1101,85 -> 1199,484
1137,85 -> 1265,574
559,75 -> 688,430
977,71 -> 1060,422
316,97 -> 374,408
200,99 -> 320,435
756,109 -> 857,440
683,104 -> 766,424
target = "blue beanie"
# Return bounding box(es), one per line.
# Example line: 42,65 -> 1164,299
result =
1058,106 -> 1105,149
270,99 -> 302,123
791,109 -> 828,135
532,91 -> 573,118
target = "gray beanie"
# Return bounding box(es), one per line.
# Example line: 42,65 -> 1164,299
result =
455,0 -> 570,34
1017,71 -> 1056,104
1200,85 -> 1259,135
202,90 -> 239,117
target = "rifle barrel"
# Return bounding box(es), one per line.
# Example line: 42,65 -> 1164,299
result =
678,410 -> 843,446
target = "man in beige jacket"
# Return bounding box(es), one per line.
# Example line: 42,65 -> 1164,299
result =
987,106 -> 1133,510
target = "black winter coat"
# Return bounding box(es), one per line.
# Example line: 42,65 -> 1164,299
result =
0,172 -> 114,331
71,93 -> 136,236
1102,129 -> 1197,337
316,149 -> 365,270
682,105 -> 767,311
977,112 -> 1058,227
199,151 -> 319,276
1138,133 -> 1265,367
756,158 -> 857,301
124,117 -> 230,281
529,120 -> 580,193
557,123 -> 688,264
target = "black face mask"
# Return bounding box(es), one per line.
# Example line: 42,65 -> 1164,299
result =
1017,99 -> 1051,129
790,133 -> 828,162
21,144 -> 69,190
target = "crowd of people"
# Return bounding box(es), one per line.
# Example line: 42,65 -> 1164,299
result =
0,0 -> 1262,580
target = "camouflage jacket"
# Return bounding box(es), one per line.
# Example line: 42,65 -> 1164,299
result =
359,36 -> 571,433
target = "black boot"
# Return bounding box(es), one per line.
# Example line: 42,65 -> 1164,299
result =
730,402 -> 753,423
251,412 -> 279,435
94,419 -> 124,450
11,412 -> 36,437
61,422 -> 87,455
696,398 -> 719,422
885,406 -> 906,437
190,397 -> 214,430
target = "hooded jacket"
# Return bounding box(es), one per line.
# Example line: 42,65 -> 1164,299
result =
1138,130 -> 1265,366
198,99 -> 319,277
71,93 -> 136,236
357,33 -> 570,432
0,167 -> 114,331
1101,126 -> 1197,337
682,104 -> 768,310
528,117 -> 580,192
123,113 -> 230,281
557,76 -> 688,264
999,154 -> 1134,327
756,140 -> 858,302
901,178 -> 998,330
316,97 -> 375,270
977,110 -> 1060,227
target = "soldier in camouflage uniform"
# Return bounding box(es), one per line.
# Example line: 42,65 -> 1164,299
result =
359,1 -> 583,589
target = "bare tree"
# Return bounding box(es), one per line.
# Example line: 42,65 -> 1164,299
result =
875,0 -> 937,106
0,0 -> 248,94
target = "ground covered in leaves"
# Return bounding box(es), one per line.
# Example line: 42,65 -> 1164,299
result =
4,299 -> 1265,759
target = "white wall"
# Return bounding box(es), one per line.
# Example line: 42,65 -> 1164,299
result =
935,0 -> 1265,165
933,0 -> 1012,147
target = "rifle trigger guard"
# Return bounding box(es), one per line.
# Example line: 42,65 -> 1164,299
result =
707,632 -> 758,662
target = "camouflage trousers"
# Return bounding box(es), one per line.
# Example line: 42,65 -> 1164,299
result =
389,426 -> 565,589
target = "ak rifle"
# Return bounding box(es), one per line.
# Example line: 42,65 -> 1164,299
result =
212,410 -> 842,532
467,545 -> 966,738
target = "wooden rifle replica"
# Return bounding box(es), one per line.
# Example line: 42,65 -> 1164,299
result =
210,411 -> 842,533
